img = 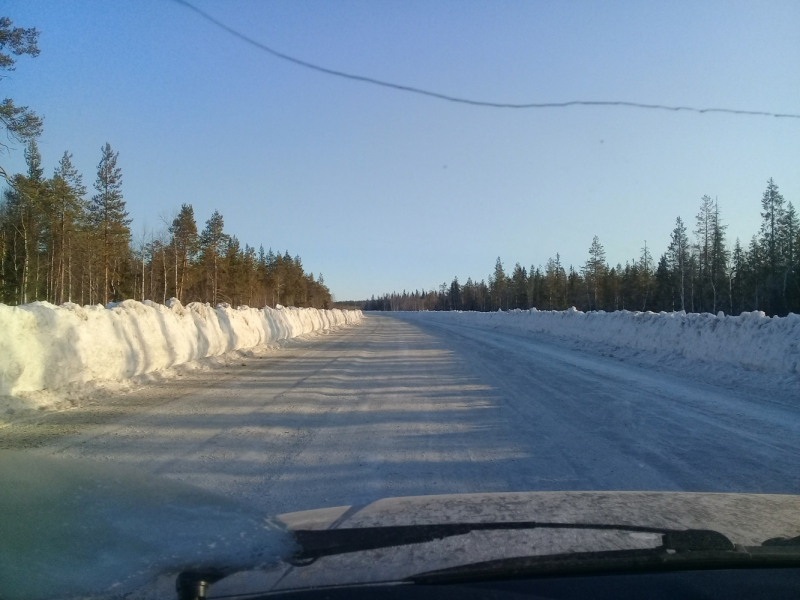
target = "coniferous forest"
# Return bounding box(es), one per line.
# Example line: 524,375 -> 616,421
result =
365,182 -> 799,317
0,18 -> 331,309
0,141 -> 332,309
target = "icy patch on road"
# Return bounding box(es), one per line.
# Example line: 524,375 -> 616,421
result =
394,308 -> 800,376
0,300 -> 362,402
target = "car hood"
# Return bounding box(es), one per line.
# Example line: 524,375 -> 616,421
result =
190,491 -> 800,596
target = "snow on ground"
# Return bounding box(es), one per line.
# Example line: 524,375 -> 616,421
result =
392,308 -> 800,377
0,300 -> 362,409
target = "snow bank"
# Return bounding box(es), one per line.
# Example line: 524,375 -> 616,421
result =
399,308 -> 800,376
0,300 -> 362,396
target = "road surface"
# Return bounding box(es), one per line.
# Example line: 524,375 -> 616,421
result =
2,314 -> 798,515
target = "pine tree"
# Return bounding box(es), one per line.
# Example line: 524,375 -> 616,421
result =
169,203 -> 198,302
544,256 -> 564,310
23,140 -> 44,302
51,151 -> 86,303
543,258 -> 555,309
199,209 -> 227,305
89,142 -> 130,304
490,256 -> 507,310
27,140 -> 56,302
223,235 -> 242,305
1,181 -> 26,301
2,140 -> 47,303
0,26 -> 46,297
510,263 -> 528,309
0,17 -> 42,182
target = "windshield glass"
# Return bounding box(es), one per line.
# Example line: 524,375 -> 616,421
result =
0,2 -> 798,599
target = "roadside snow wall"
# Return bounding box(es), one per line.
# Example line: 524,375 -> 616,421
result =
0,300 -> 362,396
399,308 -> 800,376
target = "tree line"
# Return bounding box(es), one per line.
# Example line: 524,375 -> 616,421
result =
0,18 -> 331,309
0,140 -> 332,309
365,180 -> 799,317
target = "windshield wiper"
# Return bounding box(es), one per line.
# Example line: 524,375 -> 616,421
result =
177,527 -> 800,599
408,533 -> 800,585
289,521 -> 728,563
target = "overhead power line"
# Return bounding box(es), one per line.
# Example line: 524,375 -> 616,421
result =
170,0 -> 800,119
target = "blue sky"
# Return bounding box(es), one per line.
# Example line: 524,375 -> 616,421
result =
3,0 -> 799,300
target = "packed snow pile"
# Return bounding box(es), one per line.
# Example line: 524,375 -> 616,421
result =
399,308 -> 800,376
0,300 -> 362,396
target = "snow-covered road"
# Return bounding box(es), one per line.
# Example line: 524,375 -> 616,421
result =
3,314 -> 798,515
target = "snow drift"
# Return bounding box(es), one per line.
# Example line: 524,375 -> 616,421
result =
397,308 -> 800,376
0,300 -> 362,396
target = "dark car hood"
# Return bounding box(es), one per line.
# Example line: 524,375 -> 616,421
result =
159,491 -> 800,597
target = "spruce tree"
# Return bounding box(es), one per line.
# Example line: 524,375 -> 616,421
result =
668,217 -> 689,311
780,202 -> 798,312
545,257 -> 560,309
747,235 -> 764,310
553,254 -> 565,308
582,236 -> 607,310
694,195 -> 714,311
639,241 -> 653,311
709,200 -> 728,313
759,178 -> 785,312
731,239 -> 745,314
449,276 -> 461,310
653,253 -> 673,311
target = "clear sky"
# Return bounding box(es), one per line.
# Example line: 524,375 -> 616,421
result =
3,1 -> 799,301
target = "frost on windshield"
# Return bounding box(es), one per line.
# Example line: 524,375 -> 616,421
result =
0,451 -> 296,600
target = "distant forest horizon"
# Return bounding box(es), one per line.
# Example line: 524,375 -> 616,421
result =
360,179 -> 799,318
